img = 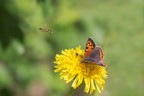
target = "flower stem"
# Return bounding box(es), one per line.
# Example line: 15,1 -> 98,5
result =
67,87 -> 74,96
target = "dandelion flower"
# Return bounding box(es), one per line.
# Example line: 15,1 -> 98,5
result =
54,46 -> 107,94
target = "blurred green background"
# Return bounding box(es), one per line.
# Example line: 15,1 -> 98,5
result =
0,0 -> 144,96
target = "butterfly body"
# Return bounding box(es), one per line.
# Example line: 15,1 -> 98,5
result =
81,38 -> 106,67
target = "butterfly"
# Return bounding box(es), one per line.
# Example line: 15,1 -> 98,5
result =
39,24 -> 53,34
81,38 -> 106,67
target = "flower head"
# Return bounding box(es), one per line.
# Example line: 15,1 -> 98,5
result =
54,46 -> 107,94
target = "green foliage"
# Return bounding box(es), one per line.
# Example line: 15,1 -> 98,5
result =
0,0 -> 144,96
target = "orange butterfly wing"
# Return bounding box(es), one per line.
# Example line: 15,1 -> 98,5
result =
84,38 -> 96,57
99,48 -> 106,67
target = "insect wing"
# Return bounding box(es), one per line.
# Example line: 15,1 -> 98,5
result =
84,38 -> 96,57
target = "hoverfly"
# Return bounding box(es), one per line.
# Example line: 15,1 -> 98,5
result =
39,24 -> 53,34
